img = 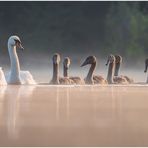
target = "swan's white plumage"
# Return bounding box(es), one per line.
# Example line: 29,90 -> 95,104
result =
0,67 -> 7,85
19,71 -> 36,84
6,71 -> 36,85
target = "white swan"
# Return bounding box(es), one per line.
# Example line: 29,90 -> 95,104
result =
0,67 -> 7,85
6,35 -> 36,85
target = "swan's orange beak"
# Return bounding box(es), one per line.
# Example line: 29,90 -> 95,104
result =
16,42 -> 24,50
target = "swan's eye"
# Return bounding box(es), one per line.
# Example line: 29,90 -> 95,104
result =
14,39 -> 21,44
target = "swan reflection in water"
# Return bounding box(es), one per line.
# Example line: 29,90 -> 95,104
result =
0,86 -> 7,100
3,85 -> 35,139
55,86 -> 71,121
56,86 -> 59,120
110,86 -> 129,125
66,87 -> 70,119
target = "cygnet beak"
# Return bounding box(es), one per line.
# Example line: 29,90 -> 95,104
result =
106,59 -> 109,66
81,59 -> 89,67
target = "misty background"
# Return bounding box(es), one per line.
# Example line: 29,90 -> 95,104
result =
0,1 -> 148,82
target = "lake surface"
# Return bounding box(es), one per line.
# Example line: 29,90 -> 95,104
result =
0,85 -> 148,146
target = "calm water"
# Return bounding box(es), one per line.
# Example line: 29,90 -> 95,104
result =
0,85 -> 148,146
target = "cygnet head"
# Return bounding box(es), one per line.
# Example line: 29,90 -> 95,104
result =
52,53 -> 60,64
81,56 -> 96,67
106,54 -> 115,66
8,35 -> 24,50
115,55 -> 122,64
63,57 -> 70,68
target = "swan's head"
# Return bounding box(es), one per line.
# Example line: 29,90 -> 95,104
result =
63,57 -> 70,68
144,58 -> 148,73
81,56 -> 96,67
106,54 -> 115,66
8,35 -> 24,50
115,55 -> 122,63
52,53 -> 60,64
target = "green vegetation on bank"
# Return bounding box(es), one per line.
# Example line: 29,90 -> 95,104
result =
0,1 -> 148,60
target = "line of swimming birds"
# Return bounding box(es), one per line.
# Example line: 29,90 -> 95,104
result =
0,35 -> 148,85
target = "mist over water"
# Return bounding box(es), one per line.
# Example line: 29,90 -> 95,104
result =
0,52 -> 146,83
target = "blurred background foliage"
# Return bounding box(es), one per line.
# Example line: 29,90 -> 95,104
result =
0,1 -> 148,62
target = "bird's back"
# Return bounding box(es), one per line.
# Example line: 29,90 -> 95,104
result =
70,76 -> 85,85
0,68 -> 7,85
113,76 -> 128,84
93,75 -> 108,84
59,77 -> 74,85
20,71 -> 36,85
121,75 -> 134,83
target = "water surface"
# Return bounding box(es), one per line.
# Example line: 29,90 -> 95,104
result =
0,85 -> 148,146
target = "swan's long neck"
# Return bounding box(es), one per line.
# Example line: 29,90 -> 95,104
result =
86,62 -> 96,84
107,62 -> 115,84
63,66 -> 68,77
52,63 -> 60,84
114,62 -> 120,76
8,45 -> 21,83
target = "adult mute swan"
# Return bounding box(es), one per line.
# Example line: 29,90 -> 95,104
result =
0,67 -> 7,85
6,35 -> 36,85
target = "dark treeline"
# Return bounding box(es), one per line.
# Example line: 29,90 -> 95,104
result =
0,1 -> 148,61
